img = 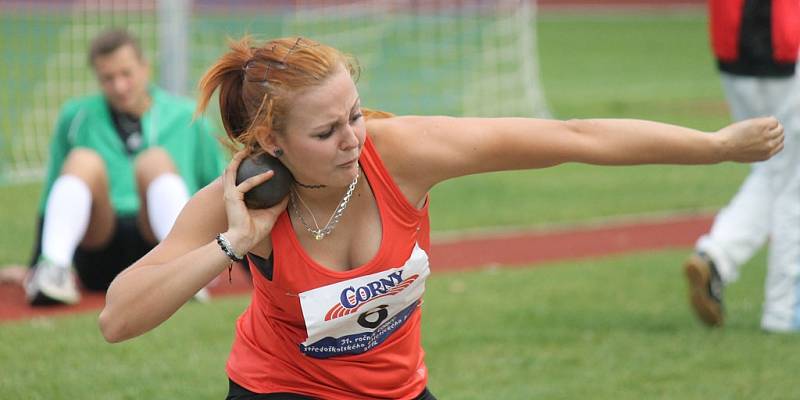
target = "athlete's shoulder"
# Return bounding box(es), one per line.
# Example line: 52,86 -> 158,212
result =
366,115 -> 436,153
365,114 -> 409,149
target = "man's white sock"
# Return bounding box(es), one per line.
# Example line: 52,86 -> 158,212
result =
146,173 -> 190,241
41,175 -> 92,268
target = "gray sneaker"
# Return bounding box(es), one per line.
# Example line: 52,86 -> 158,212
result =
684,252 -> 724,327
25,258 -> 80,306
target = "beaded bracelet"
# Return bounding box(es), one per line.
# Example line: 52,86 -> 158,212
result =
216,233 -> 244,262
216,233 -> 244,283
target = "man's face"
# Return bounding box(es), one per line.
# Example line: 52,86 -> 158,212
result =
92,44 -> 150,115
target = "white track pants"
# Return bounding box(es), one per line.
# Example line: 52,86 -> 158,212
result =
696,72 -> 800,331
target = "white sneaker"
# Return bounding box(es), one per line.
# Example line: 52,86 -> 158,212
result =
25,258 -> 80,306
192,287 -> 211,303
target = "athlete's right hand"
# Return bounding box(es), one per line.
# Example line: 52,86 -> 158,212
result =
715,116 -> 784,163
220,150 -> 289,256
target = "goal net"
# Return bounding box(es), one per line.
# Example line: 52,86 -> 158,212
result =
0,0 -> 549,185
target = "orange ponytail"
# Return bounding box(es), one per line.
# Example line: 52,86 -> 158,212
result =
196,36 -> 391,154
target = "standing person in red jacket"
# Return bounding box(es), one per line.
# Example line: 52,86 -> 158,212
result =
684,0 -> 800,332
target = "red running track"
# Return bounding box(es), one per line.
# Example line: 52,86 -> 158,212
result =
0,213 -> 712,322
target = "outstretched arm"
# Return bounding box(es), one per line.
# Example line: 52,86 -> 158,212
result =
370,116 -> 783,203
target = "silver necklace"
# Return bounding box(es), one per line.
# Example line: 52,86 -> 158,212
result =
290,165 -> 360,240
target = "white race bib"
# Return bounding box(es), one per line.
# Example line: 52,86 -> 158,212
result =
298,243 -> 430,358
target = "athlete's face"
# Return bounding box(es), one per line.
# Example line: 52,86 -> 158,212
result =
92,44 -> 150,116
274,66 -> 365,187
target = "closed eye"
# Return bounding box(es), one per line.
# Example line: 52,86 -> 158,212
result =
315,127 -> 334,139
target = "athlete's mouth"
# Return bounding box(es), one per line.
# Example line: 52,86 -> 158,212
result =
338,158 -> 357,167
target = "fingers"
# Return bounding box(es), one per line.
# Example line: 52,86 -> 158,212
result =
774,125 -> 785,144
223,150 -> 249,186
726,117 -> 784,162
748,117 -> 783,160
226,151 -> 278,192
770,123 -> 784,140
762,115 -> 780,129
767,119 -> 784,157
770,133 -> 785,157
223,151 -> 250,202
237,170 -> 275,194
772,141 -> 785,157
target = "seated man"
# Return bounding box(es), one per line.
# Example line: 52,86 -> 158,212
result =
24,29 -> 226,306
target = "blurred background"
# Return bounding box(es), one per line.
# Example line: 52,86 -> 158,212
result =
0,0 -> 550,185
3,1 -> 798,399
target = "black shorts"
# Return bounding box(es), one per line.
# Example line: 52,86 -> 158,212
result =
226,379 -> 437,400
29,215 -> 155,291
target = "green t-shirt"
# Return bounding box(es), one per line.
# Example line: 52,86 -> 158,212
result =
39,86 -> 226,217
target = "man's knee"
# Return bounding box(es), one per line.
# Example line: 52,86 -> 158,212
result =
56,148 -> 112,206
62,148 -> 108,182
134,147 -> 178,186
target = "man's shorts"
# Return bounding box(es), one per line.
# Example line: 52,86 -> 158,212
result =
73,216 -> 156,291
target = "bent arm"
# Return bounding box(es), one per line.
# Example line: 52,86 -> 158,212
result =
99,153 -> 287,343
99,181 -> 231,342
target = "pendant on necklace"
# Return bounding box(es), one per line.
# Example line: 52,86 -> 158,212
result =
314,232 -> 324,240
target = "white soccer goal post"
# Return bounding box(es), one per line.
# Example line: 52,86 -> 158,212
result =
0,0 -> 549,185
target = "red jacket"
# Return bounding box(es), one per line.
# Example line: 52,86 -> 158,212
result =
709,0 -> 800,76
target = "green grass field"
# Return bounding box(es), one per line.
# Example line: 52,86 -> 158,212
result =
2,251 -> 797,399
1,9 -> 788,400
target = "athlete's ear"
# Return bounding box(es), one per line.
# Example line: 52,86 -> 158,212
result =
255,127 -> 281,157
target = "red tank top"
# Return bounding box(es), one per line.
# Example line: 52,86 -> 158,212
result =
227,135 -> 432,399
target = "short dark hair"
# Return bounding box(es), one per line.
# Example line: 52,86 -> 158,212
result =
88,29 -> 144,66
